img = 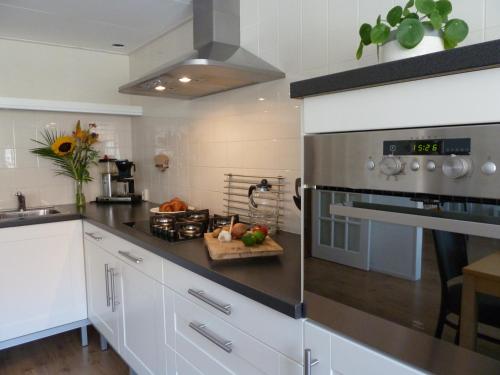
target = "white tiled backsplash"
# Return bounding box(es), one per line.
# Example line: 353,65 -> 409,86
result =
0,110 -> 132,209
129,0 -> 500,235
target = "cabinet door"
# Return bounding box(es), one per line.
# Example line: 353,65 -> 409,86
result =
304,321 -> 331,375
0,221 -> 86,342
119,261 -> 165,375
84,240 -> 120,349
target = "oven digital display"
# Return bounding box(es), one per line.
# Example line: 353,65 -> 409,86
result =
412,140 -> 441,154
383,138 -> 471,155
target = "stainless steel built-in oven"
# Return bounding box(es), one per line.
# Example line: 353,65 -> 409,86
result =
304,124 -> 500,362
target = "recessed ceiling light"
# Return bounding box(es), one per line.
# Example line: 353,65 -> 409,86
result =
155,85 -> 166,91
112,43 -> 125,48
258,97 -> 265,101
178,76 -> 192,83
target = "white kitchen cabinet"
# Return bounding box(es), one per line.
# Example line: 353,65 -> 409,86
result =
164,260 -> 303,363
84,227 -> 166,375
304,321 -> 424,375
119,259 -> 165,375
84,239 -> 120,350
0,221 -> 86,343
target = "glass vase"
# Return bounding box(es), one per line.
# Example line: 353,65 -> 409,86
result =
75,180 -> 86,208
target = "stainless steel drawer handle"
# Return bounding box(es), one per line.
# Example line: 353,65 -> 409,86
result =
109,267 -> 119,312
85,232 -> 103,241
188,289 -> 232,315
189,322 -> 232,353
304,349 -> 319,375
118,250 -> 143,264
104,264 -> 111,307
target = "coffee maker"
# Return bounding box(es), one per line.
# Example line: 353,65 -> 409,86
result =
96,158 -> 142,203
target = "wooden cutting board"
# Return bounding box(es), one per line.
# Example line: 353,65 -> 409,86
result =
204,233 -> 284,260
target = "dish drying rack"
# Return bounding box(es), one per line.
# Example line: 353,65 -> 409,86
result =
223,173 -> 285,231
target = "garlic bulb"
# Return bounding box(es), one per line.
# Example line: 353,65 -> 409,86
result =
218,230 -> 232,242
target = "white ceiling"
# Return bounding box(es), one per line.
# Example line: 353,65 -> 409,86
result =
0,0 -> 193,54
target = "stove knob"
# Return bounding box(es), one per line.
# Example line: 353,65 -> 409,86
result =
481,161 -> 497,176
410,160 -> 420,171
426,160 -> 437,171
442,155 -> 470,179
366,159 -> 376,171
380,156 -> 403,176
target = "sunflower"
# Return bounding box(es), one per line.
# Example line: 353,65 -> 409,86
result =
51,136 -> 76,156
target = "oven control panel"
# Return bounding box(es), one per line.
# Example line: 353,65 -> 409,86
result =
304,124 -> 500,200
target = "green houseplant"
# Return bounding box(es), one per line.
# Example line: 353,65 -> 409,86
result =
356,0 -> 469,61
30,121 -> 100,207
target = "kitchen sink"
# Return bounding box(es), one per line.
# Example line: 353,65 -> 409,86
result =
0,208 -> 61,220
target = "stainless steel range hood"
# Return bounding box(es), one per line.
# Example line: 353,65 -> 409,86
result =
119,0 -> 285,99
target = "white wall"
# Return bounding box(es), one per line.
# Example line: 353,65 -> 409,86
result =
129,0 -> 500,234
0,39 -> 133,209
0,39 -> 130,104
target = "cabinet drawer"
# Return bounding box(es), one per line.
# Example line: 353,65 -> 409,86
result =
175,294 -> 280,375
164,260 -> 303,363
83,222 -> 163,283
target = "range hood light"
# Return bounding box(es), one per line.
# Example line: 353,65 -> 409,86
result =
258,97 -> 265,101
178,76 -> 192,83
155,85 -> 166,92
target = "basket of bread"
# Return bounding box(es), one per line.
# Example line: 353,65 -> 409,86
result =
150,197 -> 192,214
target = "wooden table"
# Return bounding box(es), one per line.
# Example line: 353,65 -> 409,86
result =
460,251 -> 500,350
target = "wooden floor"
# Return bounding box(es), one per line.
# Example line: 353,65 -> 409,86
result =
0,326 -> 128,375
305,229 -> 500,361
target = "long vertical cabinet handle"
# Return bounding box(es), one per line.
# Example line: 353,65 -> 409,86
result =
109,267 -> 119,312
104,264 -> 111,307
304,349 -> 319,375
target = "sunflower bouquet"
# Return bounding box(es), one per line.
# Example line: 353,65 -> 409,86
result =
31,121 -> 99,207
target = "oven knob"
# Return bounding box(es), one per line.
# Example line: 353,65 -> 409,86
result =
442,155 -> 470,179
366,159 -> 376,170
380,156 -> 403,176
410,160 -> 420,171
426,161 -> 436,171
481,161 -> 497,176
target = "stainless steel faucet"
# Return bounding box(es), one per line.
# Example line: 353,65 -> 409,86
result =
15,192 -> 26,211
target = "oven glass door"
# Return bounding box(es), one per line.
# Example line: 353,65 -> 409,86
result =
305,188 -> 500,361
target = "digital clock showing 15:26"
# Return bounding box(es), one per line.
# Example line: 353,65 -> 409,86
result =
412,141 -> 441,154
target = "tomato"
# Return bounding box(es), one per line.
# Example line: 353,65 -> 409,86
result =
252,225 -> 268,237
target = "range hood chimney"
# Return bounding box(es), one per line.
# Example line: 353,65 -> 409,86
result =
119,0 -> 285,99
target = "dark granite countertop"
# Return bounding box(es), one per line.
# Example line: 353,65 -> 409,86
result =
290,39 -> 500,99
303,291 -> 500,375
0,202 -> 303,318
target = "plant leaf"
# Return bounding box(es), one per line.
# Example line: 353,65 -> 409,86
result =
430,11 -> 443,30
370,23 -> 391,45
387,6 -> 403,27
444,18 -> 469,44
356,41 -> 364,60
435,0 -> 452,18
404,0 -> 415,10
359,23 -> 373,45
422,20 -> 434,30
405,13 -> 420,20
377,15 -> 382,25
397,18 -> 425,49
443,36 -> 457,49
415,0 -> 436,15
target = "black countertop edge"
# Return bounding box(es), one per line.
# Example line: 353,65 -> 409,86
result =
304,291 -> 500,375
0,203 -> 303,319
290,39 -> 500,99
0,212 -> 82,228
84,217 -> 304,319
